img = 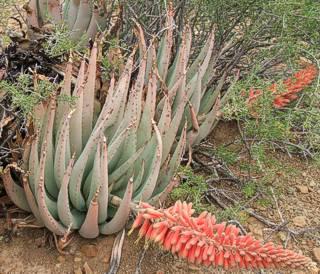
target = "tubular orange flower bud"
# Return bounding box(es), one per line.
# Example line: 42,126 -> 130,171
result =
130,200 -> 311,270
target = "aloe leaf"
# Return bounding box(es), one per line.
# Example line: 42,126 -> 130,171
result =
26,0 -> 39,28
98,137 -> 109,224
70,0 -> 91,41
54,111 -> 72,189
82,43 -> 97,144
162,95 -> 187,164
186,103 -> 200,147
57,156 -> 85,229
199,70 -> 227,115
46,0 -> 62,23
99,178 -> 133,235
137,70 -> 157,148
28,135 -> 39,194
64,0 -> 80,29
22,176 -> 44,226
22,138 -> 31,171
134,121 -> 162,201
158,95 -> 171,135
156,5 -> 173,81
194,96 -> 221,145
86,135 -> 102,207
132,161 -> 145,193
37,150 -> 67,236
70,59 -> 85,158
1,165 -> 31,212
40,97 -> 58,198
86,6 -> 99,40
152,124 -> 186,200
166,25 -> 191,90
186,30 -> 215,83
79,190 -> 100,238
144,43 -> 156,85
54,58 -> 72,137
109,144 -> 144,187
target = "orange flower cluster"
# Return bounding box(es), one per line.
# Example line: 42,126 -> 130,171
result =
129,201 -> 310,270
248,65 -> 317,108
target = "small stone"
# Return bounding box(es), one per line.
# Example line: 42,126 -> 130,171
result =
83,262 -> 93,274
302,172 -> 307,177
292,216 -> 307,227
188,265 -> 200,271
102,256 -> 110,264
74,268 -> 82,274
74,257 -> 82,263
278,232 -> 287,242
313,247 -> 320,262
309,180 -> 316,187
57,256 -> 65,263
80,244 -> 98,258
296,185 -> 309,194
55,263 -> 61,268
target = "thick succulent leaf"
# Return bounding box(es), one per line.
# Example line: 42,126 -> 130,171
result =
154,124 -> 186,198
134,122 -> 162,201
99,178 -> 133,235
54,111 -> 72,188
166,26 -> 191,90
40,98 -> 58,198
109,144 -> 144,188
70,0 -> 92,41
132,161 -> 145,193
57,156 -> 85,229
162,95 -> 187,164
37,150 -> 67,236
86,6 -> 99,40
64,0 -> 80,29
22,138 -> 32,172
86,136 -> 102,207
144,43 -> 156,85
25,0 -> 39,28
186,30 -> 215,83
158,95 -> 171,135
22,176 -> 44,226
156,5 -> 173,81
98,137 -> 109,224
82,43 -> 97,144
70,59 -> 85,158
54,58 -> 72,137
46,0 -> 62,23
193,96 -> 221,145
1,165 -> 31,212
79,190 -> 100,238
137,70 -> 157,148
28,135 -> 39,194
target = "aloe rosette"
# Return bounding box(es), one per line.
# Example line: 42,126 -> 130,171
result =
25,0 -> 113,41
2,8 -> 235,238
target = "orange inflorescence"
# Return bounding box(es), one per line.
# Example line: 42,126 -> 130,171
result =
248,65 -> 318,108
129,201 -> 310,270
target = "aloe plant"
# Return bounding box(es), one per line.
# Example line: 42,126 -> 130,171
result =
2,8 -> 235,238
25,0 -> 113,41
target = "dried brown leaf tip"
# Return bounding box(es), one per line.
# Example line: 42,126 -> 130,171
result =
130,200 -> 310,270
248,64 -> 318,108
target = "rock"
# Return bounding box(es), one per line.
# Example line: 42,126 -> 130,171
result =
302,172 -> 307,177
55,263 -> 61,268
80,244 -> 98,258
74,268 -> 82,274
313,247 -> 320,262
83,262 -> 93,274
57,256 -> 65,263
309,180 -> 316,187
296,185 -> 309,194
278,232 -> 287,242
102,256 -> 110,264
74,257 -> 82,263
188,265 -> 200,271
292,216 -> 307,227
